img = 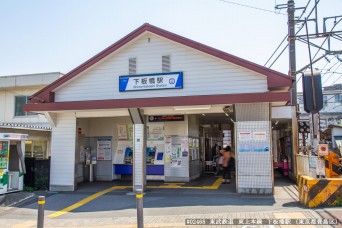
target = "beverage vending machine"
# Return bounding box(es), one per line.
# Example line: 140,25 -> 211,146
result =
0,133 -> 28,194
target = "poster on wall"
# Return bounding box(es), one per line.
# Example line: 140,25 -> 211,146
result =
170,137 -> 182,167
147,123 -> 164,140
171,159 -> 182,167
127,124 -> 133,141
0,141 -> 9,169
238,143 -> 252,152
117,124 -> 128,140
238,132 -> 252,141
80,146 -> 85,163
253,132 -> 267,140
252,143 -> 270,152
181,138 -> 188,158
164,136 -> 172,163
171,142 -> 182,159
97,138 -> 112,161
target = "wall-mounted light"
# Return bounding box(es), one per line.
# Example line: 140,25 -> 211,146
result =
225,113 -> 229,117
173,105 -> 212,111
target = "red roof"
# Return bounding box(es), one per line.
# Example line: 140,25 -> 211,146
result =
30,23 -> 293,103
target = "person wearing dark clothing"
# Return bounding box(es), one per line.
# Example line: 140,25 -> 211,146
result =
222,150 -> 235,184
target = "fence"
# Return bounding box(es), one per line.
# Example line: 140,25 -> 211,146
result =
24,157 -> 50,190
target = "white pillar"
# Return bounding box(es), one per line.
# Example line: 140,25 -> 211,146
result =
133,124 -> 146,192
50,112 -> 76,191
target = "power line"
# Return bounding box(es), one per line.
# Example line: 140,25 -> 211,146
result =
264,36 -> 287,67
321,58 -> 340,77
265,0 -> 318,68
296,56 -> 336,83
331,73 -> 342,85
311,18 -> 342,61
295,16 -> 341,83
219,0 -> 286,15
323,62 -> 342,85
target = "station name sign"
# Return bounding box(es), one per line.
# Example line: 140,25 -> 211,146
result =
148,115 -> 185,122
119,72 -> 183,92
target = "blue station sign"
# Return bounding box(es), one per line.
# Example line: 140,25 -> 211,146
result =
119,72 -> 183,92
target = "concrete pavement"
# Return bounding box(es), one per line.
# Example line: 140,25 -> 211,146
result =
0,177 -> 341,228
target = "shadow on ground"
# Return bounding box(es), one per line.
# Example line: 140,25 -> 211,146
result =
3,175 -> 305,215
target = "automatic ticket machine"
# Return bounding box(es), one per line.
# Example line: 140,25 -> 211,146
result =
0,133 -> 28,194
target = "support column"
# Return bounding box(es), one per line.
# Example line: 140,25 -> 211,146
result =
133,124 -> 146,192
235,103 -> 272,194
49,112 -> 76,191
128,108 -> 146,192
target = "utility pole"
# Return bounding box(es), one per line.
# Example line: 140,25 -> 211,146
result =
288,0 -> 299,180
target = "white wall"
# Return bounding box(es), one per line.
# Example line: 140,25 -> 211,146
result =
0,87 -> 49,123
55,33 -> 268,102
50,112 -> 76,191
164,115 -> 188,136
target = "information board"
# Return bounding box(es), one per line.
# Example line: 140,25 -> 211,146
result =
97,138 -> 112,161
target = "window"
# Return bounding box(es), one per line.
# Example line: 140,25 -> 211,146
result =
129,58 -> 136,75
162,55 -> 170,72
335,94 -> 342,102
323,95 -> 328,104
25,140 -> 47,159
15,96 -> 36,116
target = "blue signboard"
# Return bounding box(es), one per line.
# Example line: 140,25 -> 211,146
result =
119,72 -> 183,92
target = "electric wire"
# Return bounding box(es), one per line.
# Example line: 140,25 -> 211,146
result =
323,62 -> 342,85
219,0 -> 286,15
331,73 -> 342,85
311,18 -> 342,61
264,0 -> 313,67
296,17 -> 342,83
267,0 -> 321,69
296,56 -> 338,83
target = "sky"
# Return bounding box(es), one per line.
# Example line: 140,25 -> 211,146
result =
0,0 -> 341,90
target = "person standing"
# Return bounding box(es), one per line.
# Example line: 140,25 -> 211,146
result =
215,149 -> 224,176
222,146 -> 234,184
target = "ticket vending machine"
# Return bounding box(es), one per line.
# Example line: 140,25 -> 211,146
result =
0,133 -> 28,194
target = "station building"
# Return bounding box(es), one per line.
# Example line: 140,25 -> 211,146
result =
26,24 -> 294,194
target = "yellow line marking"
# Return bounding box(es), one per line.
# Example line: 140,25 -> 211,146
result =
210,177 -> 223,189
146,177 -> 222,189
48,186 -> 126,218
48,178 -> 223,218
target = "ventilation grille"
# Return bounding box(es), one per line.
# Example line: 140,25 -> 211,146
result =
162,55 -> 170,73
129,58 -> 136,75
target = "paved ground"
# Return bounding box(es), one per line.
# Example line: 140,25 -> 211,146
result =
0,176 -> 341,228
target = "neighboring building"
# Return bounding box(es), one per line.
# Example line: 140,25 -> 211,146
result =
298,83 -> 342,131
0,72 -> 62,159
26,24 -> 293,194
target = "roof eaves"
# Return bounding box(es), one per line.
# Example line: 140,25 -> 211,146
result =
30,23 -> 293,102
